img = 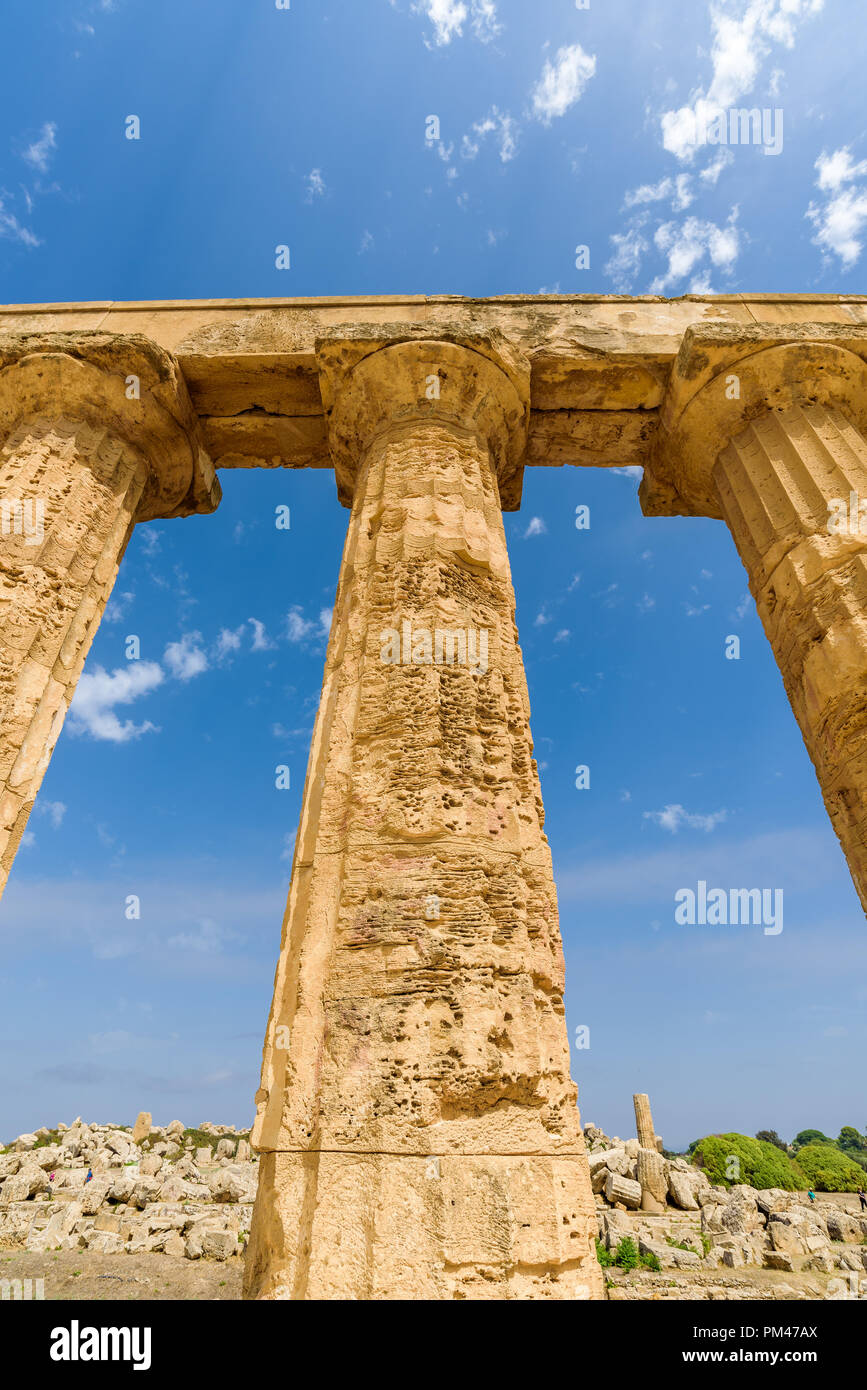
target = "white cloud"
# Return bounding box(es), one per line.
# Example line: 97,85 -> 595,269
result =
462,107 -> 518,163
700,149 -> 734,184
649,212 -> 740,293
554,629 -> 570,643
531,44 -> 596,124
660,0 -> 823,162
523,516 -> 547,538
248,617 -> 275,651
815,147 -> 867,193
215,625 -> 245,661
624,174 -> 693,212
35,800 -> 66,829
319,608 -> 333,636
286,606 -> 314,642
644,803 -> 728,834
609,465 -> 643,479
415,0 -> 467,44
604,224 -> 650,292
69,662 -> 164,743
164,632 -> 209,681
0,198 -> 40,248
807,147 -> 867,268
304,168 -> 326,202
21,122 -> 58,173
470,0 -> 500,41
103,590 -> 135,624
413,0 -> 499,45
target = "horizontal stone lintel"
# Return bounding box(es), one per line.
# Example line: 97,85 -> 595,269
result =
1,295 -> 866,487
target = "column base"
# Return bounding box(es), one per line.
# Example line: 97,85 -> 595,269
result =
243,1150 -> 603,1301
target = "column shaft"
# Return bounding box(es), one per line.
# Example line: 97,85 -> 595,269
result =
633,1093 -> 657,1151
246,407 -> 601,1299
715,402 -> 867,911
0,419 -> 147,891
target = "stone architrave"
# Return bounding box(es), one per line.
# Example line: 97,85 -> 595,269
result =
243,330 -> 602,1301
643,323 -> 867,915
0,334 -> 219,899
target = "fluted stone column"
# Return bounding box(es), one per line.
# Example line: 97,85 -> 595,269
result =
245,330 -> 602,1301
633,1093 -> 658,1151
0,335 -> 219,897
643,323 -> 867,914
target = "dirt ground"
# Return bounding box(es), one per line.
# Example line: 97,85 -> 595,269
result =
0,1248 -> 243,1300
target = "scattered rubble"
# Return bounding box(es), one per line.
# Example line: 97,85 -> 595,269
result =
584,1121 -> 867,1299
0,1119 -> 257,1263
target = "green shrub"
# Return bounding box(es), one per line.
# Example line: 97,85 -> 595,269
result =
595,1238 -> 612,1268
640,1251 -> 661,1271
796,1144 -> 866,1193
614,1237 -> 640,1271
690,1133 -> 806,1190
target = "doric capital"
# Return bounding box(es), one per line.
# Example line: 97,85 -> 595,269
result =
0,332 -> 220,521
641,322 -> 867,519
315,325 -> 530,510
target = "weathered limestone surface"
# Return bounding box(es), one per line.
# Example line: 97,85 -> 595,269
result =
0,335 -> 219,898
244,334 -> 601,1300
633,1093 -> 657,1151
2,295 -> 865,490
644,323 -> 867,913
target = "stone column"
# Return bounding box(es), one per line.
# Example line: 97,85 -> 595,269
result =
0,335 -> 219,898
245,329 -> 602,1301
642,323 -> 867,915
633,1093 -> 657,1151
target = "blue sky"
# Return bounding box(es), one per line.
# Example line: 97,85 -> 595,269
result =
1,0 -> 865,1150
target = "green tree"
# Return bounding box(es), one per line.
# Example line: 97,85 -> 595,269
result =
792,1129 -> 831,1150
837,1126 -> 867,1154
755,1130 -> 787,1151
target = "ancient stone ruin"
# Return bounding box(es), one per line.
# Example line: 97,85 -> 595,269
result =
2,294 -> 867,1300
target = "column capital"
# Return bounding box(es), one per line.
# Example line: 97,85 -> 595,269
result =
641,322 -> 867,519
315,325 -> 530,510
0,331 -> 220,521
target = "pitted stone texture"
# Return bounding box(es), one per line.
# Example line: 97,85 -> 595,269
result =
0,339 -> 219,901
246,340 -> 600,1300
0,418 -> 147,892
715,403 -> 867,912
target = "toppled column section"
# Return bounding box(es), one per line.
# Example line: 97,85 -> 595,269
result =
643,323 -> 867,915
245,329 -> 602,1301
633,1092 -> 661,1152
0,335 -> 219,898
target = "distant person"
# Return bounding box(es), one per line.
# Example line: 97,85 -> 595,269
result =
807,1190 -> 816,1203
859,1190 -> 866,1212
85,1168 -> 93,1184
